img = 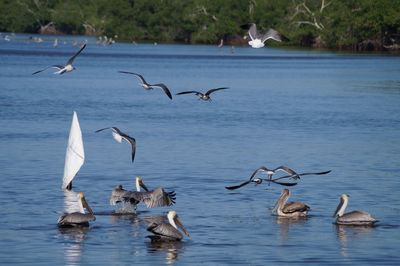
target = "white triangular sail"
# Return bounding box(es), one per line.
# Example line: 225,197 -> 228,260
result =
62,111 -> 85,189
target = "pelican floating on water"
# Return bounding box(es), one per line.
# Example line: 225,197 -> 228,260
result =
95,127 -> 136,163
272,189 -> 310,217
110,176 -> 176,212
333,194 -> 377,226
225,166 -> 331,190
58,192 -> 96,227
147,211 -> 190,242
243,23 -> 282,48
176,87 -> 229,101
118,71 -> 173,100
32,43 -> 86,75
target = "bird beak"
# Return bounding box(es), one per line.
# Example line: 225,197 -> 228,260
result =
140,180 -> 149,192
82,197 -> 94,214
175,216 -> 191,239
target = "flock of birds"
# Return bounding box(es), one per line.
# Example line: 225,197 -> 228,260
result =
32,23 -> 377,243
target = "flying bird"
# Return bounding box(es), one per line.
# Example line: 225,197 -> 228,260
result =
32,43 -> 86,75
333,194 -> 377,226
272,189 -> 310,217
57,192 -> 96,227
242,23 -> 281,48
225,166 -> 331,190
147,210 -> 190,242
95,127 -> 136,163
176,87 -> 229,101
118,71 -> 173,99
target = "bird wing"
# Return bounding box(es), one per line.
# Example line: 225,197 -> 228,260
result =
109,185 -> 128,205
205,87 -> 229,96
282,202 -> 310,213
141,188 -> 176,208
274,166 -> 300,179
275,170 -> 331,181
147,223 -> 183,240
66,43 -> 86,65
120,132 -> 136,162
122,188 -> 175,208
261,29 -> 282,43
150,83 -> 173,99
176,91 -> 200,95
32,65 -> 63,75
248,23 -> 258,40
95,127 -> 112,133
118,71 -> 147,84
225,166 -> 266,190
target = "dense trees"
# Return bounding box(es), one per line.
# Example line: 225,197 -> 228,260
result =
1,0 -> 399,51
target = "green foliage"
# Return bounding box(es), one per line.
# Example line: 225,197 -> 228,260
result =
0,0 -> 399,50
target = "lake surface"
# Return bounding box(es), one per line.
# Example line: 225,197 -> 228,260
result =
0,33 -> 399,265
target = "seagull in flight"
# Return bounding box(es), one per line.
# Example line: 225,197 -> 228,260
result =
176,87 -> 229,101
95,127 -> 136,163
32,43 -> 86,75
225,166 -> 331,190
118,71 -> 173,100
242,23 -> 281,48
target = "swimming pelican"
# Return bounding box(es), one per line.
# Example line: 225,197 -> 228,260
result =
95,127 -> 136,163
272,189 -> 310,217
109,176 -> 149,205
243,23 -> 281,48
32,43 -> 86,75
110,176 -> 176,211
333,194 -> 377,226
147,211 -> 190,242
118,71 -> 173,100
176,87 -> 229,101
57,192 -> 96,227
225,166 -> 331,190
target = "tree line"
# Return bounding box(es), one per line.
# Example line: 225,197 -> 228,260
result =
1,0 -> 399,51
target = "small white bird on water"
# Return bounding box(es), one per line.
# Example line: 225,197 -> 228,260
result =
32,43 -> 86,75
244,23 -> 282,48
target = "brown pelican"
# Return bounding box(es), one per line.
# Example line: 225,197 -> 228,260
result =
147,211 -> 190,242
176,87 -> 229,101
58,192 -> 96,227
110,176 -> 176,212
32,44 -> 86,75
118,71 -> 172,100
333,194 -> 377,226
225,166 -> 331,190
242,23 -> 281,48
272,189 -> 310,217
95,127 -> 136,163
109,176 -> 149,206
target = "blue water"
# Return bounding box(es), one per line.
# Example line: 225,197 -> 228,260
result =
1,33 -> 400,265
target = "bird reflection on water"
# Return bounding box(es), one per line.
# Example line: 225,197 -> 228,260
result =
58,226 -> 90,266
335,224 -> 374,258
275,216 -> 308,242
146,240 -> 184,265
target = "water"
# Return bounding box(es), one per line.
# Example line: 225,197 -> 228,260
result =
1,33 -> 400,265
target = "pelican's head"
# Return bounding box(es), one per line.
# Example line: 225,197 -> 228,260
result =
78,192 -> 85,199
272,189 -> 290,214
168,211 -> 191,239
77,191 -> 94,215
282,189 -> 290,196
333,194 -> 350,218
135,176 -> 149,192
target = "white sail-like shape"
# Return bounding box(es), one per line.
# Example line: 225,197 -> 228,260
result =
62,111 -> 85,190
